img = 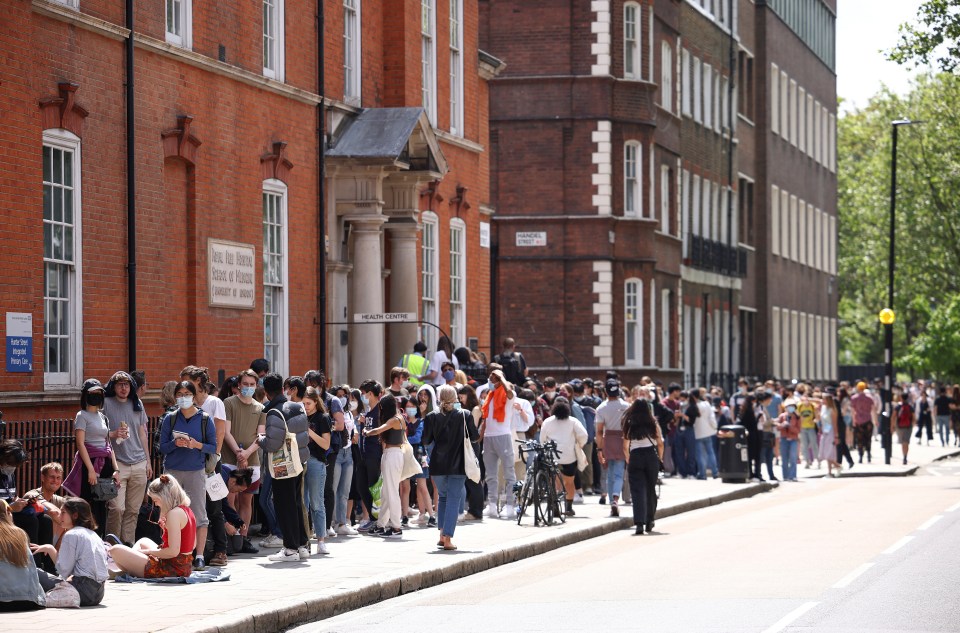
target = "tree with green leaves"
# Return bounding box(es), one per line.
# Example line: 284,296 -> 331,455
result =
888,0 -> 960,72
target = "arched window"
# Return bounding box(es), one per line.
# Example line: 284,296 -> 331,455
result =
625,278 -> 643,365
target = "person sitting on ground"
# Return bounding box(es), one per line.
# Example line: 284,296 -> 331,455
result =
22,463 -> 67,544
0,500 -> 45,611
31,497 -> 108,607
108,475 -> 196,578
1,440 -> 56,571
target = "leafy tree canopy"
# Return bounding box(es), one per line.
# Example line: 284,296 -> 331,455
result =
888,0 -> 960,72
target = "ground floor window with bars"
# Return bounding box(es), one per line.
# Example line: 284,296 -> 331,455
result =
43,131 -> 82,387
263,181 -> 288,375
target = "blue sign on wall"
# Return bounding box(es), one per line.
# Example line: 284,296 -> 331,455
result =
6,313 -> 33,373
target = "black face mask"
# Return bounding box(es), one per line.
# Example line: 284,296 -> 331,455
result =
87,393 -> 104,407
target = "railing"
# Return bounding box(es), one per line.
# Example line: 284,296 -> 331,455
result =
3,416 -> 167,495
687,234 -> 748,278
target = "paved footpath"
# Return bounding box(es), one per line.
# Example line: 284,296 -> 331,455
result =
10,440 -> 956,633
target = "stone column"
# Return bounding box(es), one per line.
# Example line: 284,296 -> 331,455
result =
348,217 -> 386,386
386,222 -> 420,366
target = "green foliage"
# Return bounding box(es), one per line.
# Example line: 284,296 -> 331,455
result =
888,0 -> 960,72
838,74 -> 960,372
902,295 -> 960,380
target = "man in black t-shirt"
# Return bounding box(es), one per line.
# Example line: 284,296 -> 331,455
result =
934,386 -> 954,447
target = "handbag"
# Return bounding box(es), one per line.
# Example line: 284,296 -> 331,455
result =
462,411 -> 481,483
268,412 -> 304,480
91,477 -> 118,501
205,471 -> 229,501
400,418 -> 424,480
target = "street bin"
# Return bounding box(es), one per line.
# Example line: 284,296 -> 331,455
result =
717,424 -> 749,483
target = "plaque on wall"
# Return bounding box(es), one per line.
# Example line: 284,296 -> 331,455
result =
208,239 -> 256,309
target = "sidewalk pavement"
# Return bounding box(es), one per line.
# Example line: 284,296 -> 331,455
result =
796,435 -> 960,480
12,477 -> 775,633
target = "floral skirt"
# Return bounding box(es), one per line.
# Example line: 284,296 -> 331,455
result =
853,422 -> 873,453
144,552 -> 193,578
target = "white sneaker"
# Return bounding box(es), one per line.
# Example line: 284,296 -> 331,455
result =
326,528 -> 337,538
483,503 -> 500,519
316,541 -> 330,555
504,505 -> 518,519
573,492 -> 584,505
297,545 -> 310,559
268,549 -> 299,562
260,535 -> 283,548
415,513 -> 429,526
335,523 -> 358,536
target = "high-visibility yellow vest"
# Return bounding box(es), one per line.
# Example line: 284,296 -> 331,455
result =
400,353 -> 430,386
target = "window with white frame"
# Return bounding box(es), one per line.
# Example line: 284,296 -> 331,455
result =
789,194 -> 798,261
660,41 -> 673,112
681,169 -> 690,256
772,306 -> 781,377
798,86 -> 806,153
624,3 -> 640,79
263,181 -> 288,375
421,212 -> 439,351
343,0 -> 361,104
263,0 -> 285,80
789,79 -> 797,146
693,56 -> 702,122
660,164 -> 671,234
661,288 -> 671,369
43,131 -> 83,387
449,0 -> 463,135
625,279 -> 643,365
770,63 -> 780,135
704,63 -> 713,130
649,280 -> 656,367
166,0 -> 192,48
681,48 -> 691,117
624,142 -> 641,217
780,71 -> 789,138
54,0 -> 79,7
449,220 -> 465,346
771,185 -> 780,256
421,0 -> 437,124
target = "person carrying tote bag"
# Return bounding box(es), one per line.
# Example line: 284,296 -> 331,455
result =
362,394 -> 407,538
423,385 -> 480,550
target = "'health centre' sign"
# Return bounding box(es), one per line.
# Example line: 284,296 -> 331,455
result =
6,312 -> 33,373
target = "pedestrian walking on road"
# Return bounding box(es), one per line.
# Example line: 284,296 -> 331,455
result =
894,395 -> 914,466
850,382 -> 875,463
777,399 -> 801,482
934,387 -> 953,447
818,394 -> 841,477
622,398 -> 664,535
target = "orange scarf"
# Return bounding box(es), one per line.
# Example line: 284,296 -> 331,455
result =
482,385 -> 508,423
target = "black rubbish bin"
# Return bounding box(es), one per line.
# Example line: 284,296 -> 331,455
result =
718,424 -> 749,483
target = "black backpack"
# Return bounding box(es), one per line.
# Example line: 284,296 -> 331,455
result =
496,351 -> 524,385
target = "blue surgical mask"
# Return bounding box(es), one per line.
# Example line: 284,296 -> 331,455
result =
454,402 -> 462,411
240,386 -> 257,398
339,396 -> 348,408
787,406 -> 797,414
177,396 -> 195,410
442,370 -> 455,382
257,377 -> 264,386
361,395 -> 370,408
406,407 -> 418,418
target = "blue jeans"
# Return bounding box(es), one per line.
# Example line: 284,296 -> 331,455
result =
936,415 -> 951,446
780,438 -> 798,480
332,447 -> 353,526
695,437 -> 718,479
258,457 -> 282,538
432,474 -> 466,538
673,426 -> 697,477
799,427 -> 818,465
605,459 -> 626,499
305,457 -> 327,538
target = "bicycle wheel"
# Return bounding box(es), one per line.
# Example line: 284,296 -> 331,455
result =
533,470 -> 553,526
551,471 -> 566,524
516,473 -> 534,525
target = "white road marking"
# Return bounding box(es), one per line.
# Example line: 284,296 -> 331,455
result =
831,563 -> 874,589
882,536 -> 914,555
927,468 -> 942,477
947,500 -> 960,512
917,515 -> 943,530
760,601 -> 819,633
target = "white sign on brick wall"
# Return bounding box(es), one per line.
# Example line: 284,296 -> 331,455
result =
516,231 -> 547,247
208,239 -> 256,309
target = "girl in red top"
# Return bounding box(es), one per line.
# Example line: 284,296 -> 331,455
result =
107,475 -> 195,578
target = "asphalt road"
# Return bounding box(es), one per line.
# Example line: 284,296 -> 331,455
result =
290,458 -> 960,633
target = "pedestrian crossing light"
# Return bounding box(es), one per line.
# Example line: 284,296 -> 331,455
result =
879,308 -> 896,325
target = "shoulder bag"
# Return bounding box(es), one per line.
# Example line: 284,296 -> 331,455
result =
91,477 -> 118,502
268,411 -> 304,479
400,416 -> 424,480
462,411 -> 481,483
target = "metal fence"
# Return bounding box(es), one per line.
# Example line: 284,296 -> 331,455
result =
3,416 -> 167,495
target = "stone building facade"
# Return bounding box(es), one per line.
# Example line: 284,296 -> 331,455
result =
481,0 -> 837,388
0,0 -> 500,420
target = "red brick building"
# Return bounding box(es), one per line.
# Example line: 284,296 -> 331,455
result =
0,0 -> 501,421
481,0 -> 837,388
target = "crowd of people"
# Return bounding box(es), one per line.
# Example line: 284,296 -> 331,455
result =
2,335 -> 957,610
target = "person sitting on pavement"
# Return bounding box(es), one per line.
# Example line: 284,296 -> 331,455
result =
108,475 -> 196,578
22,462 -> 67,546
31,497 -> 109,607
0,499 -> 45,612
1,442 -> 56,573
540,397 -> 588,517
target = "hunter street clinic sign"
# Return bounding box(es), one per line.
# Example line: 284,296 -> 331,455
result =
6,312 -> 32,373
208,239 -> 256,309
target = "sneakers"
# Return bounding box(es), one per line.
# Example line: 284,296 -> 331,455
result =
240,537 -> 260,554
401,515 -> 410,527
267,549 -> 300,562
503,505 -> 518,519
316,541 -> 330,555
298,546 -> 310,560
192,555 -> 205,570
357,520 -> 377,533
382,527 -> 403,539
458,512 -> 481,523
260,534 -> 283,548
368,525 -> 385,536
483,503 -> 500,519
599,495 -> 607,505
208,552 -> 228,567
335,523 -> 358,536
573,491 -> 584,505
427,516 -> 437,528
326,527 -> 337,538
610,504 -> 619,517
104,533 -> 123,547
415,513 -> 428,526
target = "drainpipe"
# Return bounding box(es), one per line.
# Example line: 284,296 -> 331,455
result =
317,0 -> 327,372
126,0 -> 137,372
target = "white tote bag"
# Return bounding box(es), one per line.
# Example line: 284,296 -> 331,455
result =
205,471 -> 229,501
268,414 -> 304,480
463,411 -> 481,483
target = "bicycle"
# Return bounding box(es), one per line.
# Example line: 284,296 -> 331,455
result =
515,439 -> 567,526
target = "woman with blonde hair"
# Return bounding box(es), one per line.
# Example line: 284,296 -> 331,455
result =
107,474 -> 196,578
0,500 -> 45,611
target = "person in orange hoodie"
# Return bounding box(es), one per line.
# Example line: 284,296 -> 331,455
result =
777,398 -> 802,482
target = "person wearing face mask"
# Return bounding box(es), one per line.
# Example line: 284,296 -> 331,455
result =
355,380 -> 384,533
776,398 -> 802,482
399,396 -> 435,527
158,381 -> 217,567
222,370 -> 266,554
480,369 -> 522,519
331,386 -> 358,535
422,336 -> 459,387
62,380 -> 120,538
302,387 -> 331,555
346,388 -> 368,528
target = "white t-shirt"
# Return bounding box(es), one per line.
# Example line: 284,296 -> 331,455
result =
199,395 -> 226,421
